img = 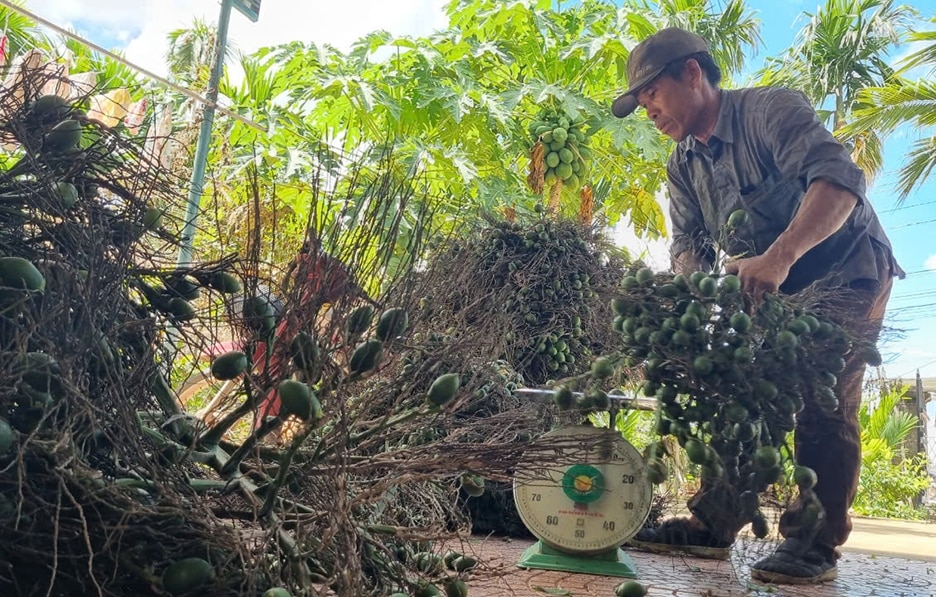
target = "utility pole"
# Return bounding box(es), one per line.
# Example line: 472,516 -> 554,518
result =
917,371 -> 925,455
176,0 -> 262,266
915,370 -> 929,506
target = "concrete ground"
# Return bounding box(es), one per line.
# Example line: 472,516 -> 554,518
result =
449,518 -> 935,596
845,517 -> 936,562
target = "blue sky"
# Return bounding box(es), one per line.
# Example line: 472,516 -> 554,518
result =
69,21 -> 140,51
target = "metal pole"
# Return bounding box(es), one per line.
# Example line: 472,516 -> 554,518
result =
916,370 -> 927,506
176,0 -> 234,266
917,371 -> 926,455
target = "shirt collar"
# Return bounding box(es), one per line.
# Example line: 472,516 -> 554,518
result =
678,89 -> 734,160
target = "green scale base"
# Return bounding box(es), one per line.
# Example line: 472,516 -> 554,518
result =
517,540 -> 638,578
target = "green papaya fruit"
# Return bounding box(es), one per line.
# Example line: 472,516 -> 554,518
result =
210,351 -> 249,380
42,119 -> 82,153
427,373 -> 460,407
161,557 -> 214,595
375,308 -> 408,341
0,256 -> 45,291
207,271 -> 241,294
345,304 -> 375,337
349,339 -> 383,375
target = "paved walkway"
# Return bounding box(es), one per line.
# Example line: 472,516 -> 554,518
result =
845,517 -> 936,563
452,518 -> 935,596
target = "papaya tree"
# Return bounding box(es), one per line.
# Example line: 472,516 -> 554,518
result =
184,0 -> 761,272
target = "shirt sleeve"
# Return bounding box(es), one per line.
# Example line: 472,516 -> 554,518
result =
756,88 -> 867,204
667,151 -> 709,263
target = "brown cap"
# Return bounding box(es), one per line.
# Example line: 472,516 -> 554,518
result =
612,27 -> 709,118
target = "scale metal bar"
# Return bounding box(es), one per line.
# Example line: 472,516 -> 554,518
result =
513,387 -> 657,412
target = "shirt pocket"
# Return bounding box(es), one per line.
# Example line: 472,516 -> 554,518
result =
737,175 -> 802,254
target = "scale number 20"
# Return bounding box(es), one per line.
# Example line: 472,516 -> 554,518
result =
620,474 -> 635,484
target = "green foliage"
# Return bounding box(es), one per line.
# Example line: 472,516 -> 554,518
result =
166,19 -> 233,90
0,2 -> 43,61
590,407 -> 655,451
754,0 -> 917,181
853,455 -> 931,520
193,0 -> 761,260
56,37 -> 142,92
854,383 -> 931,519
841,16 -> 936,200
859,383 -> 920,461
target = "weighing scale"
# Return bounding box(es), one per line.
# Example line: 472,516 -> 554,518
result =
511,391 -> 654,578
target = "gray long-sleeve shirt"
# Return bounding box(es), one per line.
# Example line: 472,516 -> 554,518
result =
667,86 -> 903,294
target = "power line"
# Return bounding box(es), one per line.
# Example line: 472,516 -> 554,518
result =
888,217 -> 936,230
887,300 -> 936,311
894,357 -> 936,380
889,291 -> 936,302
879,199 -> 936,214
903,269 -> 936,277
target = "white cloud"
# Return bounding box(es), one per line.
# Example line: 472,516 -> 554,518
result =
24,0 -> 449,77
25,0 -> 146,29
925,253 -> 936,271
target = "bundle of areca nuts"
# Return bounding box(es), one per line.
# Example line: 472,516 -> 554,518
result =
602,254 -> 881,536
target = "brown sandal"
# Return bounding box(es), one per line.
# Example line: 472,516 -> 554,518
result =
626,518 -> 733,560
751,538 -> 838,584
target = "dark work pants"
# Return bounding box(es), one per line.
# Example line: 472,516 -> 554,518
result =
781,273 -> 893,550
688,271 -> 894,550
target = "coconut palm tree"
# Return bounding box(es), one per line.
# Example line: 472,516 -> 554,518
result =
166,19 -> 221,92
841,18 -> 936,201
755,0 -> 917,182
654,0 -> 762,77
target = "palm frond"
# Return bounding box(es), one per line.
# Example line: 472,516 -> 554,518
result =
860,436 -> 892,465
0,4 -> 42,59
843,79 -> 936,135
863,384 -> 907,438
754,0 -> 914,122
654,0 -> 762,79
844,129 -> 884,185
879,411 -> 920,452
898,18 -> 936,76
896,135 -> 936,200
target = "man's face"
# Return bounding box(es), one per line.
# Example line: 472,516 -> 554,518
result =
635,67 -> 699,142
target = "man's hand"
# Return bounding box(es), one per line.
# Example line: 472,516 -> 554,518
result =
724,254 -> 791,305
724,179 -> 859,305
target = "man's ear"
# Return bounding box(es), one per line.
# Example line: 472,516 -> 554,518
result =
685,58 -> 704,88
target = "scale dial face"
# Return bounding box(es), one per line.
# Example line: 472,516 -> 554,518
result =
513,425 -> 653,554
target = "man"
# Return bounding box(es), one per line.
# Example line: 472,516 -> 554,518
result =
611,28 -> 902,584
